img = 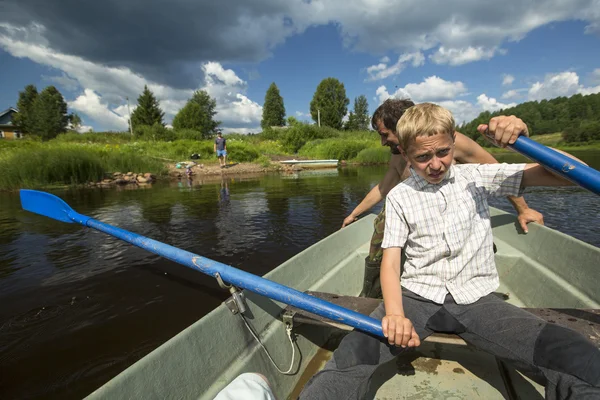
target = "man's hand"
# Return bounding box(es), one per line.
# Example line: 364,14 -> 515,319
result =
381,315 -> 420,348
342,214 -> 358,228
477,115 -> 529,148
517,208 -> 544,234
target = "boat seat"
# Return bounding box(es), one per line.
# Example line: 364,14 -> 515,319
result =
282,291 -> 600,347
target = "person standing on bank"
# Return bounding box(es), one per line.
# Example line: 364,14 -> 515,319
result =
342,99 -> 544,298
214,130 -> 228,168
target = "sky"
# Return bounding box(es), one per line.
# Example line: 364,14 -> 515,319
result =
1,1 -> 600,134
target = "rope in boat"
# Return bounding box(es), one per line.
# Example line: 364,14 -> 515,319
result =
239,313 -> 296,375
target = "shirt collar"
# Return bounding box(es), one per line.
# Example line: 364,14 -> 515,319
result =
409,164 -> 455,189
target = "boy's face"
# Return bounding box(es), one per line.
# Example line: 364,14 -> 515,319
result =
402,132 -> 455,184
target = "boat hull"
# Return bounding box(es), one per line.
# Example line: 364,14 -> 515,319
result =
87,208 -> 600,399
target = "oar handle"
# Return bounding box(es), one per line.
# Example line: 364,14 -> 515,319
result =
509,136 -> 600,195
80,215 -> 385,338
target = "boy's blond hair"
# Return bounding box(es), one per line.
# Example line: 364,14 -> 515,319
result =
395,103 -> 455,151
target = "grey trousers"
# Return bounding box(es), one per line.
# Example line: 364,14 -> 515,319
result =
299,289 -> 600,400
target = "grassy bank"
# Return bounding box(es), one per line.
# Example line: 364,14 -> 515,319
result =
0,142 -> 166,190
2,128 -> 598,190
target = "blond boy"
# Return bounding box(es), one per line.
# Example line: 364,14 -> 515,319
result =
300,103 -> 600,400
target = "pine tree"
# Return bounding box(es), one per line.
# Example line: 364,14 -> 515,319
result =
172,90 -> 220,138
13,84 -> 39,133
310,78 -> 349,129
131,85 -> 165,128
30,86 -> 68,140
353,95 -> 370,130
261,83 -> 286,129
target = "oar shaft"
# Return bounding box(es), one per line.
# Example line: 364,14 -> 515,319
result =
510,136 -> 600,195
79,215 -> 384,338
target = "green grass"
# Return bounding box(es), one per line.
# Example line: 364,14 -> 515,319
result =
351,147 -> 391,164
0,143 -> 166,190
298,138 -> 378,160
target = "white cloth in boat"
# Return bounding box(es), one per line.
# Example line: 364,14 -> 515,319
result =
382,163 -> 525,305
213,372 -> 276,400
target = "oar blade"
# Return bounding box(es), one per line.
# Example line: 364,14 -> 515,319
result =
20,189 -> 75,224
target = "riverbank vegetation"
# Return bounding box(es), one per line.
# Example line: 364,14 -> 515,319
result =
2,82 -> 599,190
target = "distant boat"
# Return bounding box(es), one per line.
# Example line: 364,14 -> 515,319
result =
87,209 -> 600,399
279,159 -> 339,168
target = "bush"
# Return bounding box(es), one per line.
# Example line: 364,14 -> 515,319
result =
134,123 -> 176,141
256,155 -> 272,168
258,127 -> 285,141
174,129 -> 203,141
54,131 -> 131,144
281,125 -> 339,153
353,147 -> 391,164
255,140 -> 287,157
227,142 -> 260,162
298,138 -> 375,160
562,122 -> 600,143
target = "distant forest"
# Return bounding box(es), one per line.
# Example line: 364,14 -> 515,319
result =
458,92 -> 600,146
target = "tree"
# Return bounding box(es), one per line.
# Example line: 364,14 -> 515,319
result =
30,86 -> 68,140
286,116 -> 301,127
353,95 -> 370,130
172,90 -> 220,138
69,113 -> 82,131
13,84 -> 39,133
344,96 -> 370,130
310,78 -> 349,129
131,85 -> 165,128
261,82 -> 286,129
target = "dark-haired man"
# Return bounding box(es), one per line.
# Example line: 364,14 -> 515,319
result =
342,98 -> 544,298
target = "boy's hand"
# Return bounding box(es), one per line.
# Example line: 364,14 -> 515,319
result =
477,116 -> 529,148
382,315 -> 420,348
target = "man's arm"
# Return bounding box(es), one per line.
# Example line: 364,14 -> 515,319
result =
380,247 -> 420,348
214,141 -> 217,152
454,131 -> 544,233
342,184 -> 383,227
522,163 -> 578,187
342,160 -> 403,228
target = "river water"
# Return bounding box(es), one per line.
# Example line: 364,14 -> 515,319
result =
1,150 -> 599,399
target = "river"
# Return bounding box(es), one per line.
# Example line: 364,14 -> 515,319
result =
0,150 -> 599,399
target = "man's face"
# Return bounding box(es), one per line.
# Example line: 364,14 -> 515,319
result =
402,132 -> 455,184
375,120 -> 401,154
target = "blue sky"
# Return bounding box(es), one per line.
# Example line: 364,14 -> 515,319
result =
1,1 -> 599,133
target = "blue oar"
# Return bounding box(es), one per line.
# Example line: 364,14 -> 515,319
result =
509,135 -> 600,195
19,189 -> 384,338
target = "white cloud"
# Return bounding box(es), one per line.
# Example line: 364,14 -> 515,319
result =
528,71 -> 600,101
429,46 -> 503,65
43,72 -> 80,91
379,76 -> 467,102
502,89 -> 522,99
476,94 -> 516,111
375,77 -> 516,125
69,89 -> 129,131
437,100 -> 481,125
502,74 -> 515,86
76,125 -> 94,133
365,52 -> 424,81
591,68 -> 600,84
295,111 -> 311,119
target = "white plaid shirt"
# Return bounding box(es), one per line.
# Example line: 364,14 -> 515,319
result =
382,163 -> 526,305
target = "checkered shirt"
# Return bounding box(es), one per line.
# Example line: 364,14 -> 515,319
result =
382,163 -> 526,305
